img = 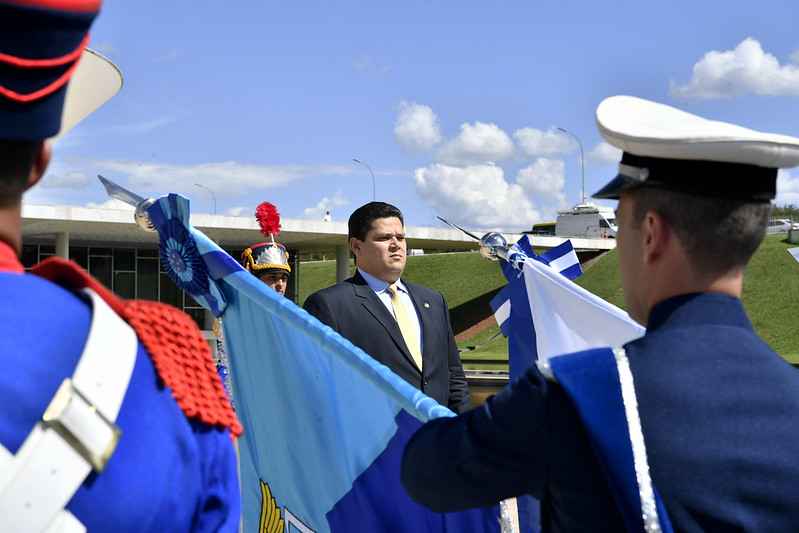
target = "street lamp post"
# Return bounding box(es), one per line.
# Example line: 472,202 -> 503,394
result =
352,158 -> 376,201
194,183 -> 217,214
556,127 -> 586,204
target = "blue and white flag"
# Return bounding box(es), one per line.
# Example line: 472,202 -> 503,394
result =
489,236 -> 642,533
490,236 -> 641,370
511,242 -> 643,362
491,238 -> 581,339
490,236 -> 583,380
148,194 -> 500,533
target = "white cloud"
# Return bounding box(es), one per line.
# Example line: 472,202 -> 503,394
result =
303,191 -> 349,219
437,121 -> 514,165
414,163 -> 539,229
226,206 -> 249,217
40,169 -> 91,189
394,101 -> 442,152
791,49 -> 799,65
516,158 -> 567,210
513,128 -> 574,157
777,170 -> 799,206
93,160 -> 353,197
588,142 -> 622,165
85,198 -> 135,211
671,38 -> 799,99
26,156 -> 359,210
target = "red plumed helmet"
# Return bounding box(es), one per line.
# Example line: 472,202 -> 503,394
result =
255,202 -> 281,237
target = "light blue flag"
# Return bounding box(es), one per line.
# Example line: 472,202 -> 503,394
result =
148,194 -> 500,533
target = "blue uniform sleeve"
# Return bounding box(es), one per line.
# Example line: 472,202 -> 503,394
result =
401,367 -> 550,512
0,274 -> 243,532
191,422 -> 241,532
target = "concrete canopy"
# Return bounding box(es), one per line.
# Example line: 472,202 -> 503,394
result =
21,204 -> 516,253
21,204 -> 615,254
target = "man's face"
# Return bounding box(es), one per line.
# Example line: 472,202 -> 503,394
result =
616,193 -> 646,324
350,216 -> 407,283
259,271 -> 289,296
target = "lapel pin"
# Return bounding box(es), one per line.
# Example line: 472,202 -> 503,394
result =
423,302 -> 430,309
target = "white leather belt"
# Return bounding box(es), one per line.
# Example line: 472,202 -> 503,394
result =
0,289 -> 138,533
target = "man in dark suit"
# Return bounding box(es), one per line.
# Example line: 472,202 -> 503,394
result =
401,96 -> 799,531
304,202 -> 469,413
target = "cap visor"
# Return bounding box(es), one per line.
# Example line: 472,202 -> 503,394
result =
591,175 -> 641,200
54,48 -> 122,140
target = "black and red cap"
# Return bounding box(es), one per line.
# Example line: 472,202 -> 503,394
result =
241,202 -> 291,275
0,0 -> 120,140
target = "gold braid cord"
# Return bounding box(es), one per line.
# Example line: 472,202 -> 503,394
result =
259,479 -> 284,533
242,248 -> 255,272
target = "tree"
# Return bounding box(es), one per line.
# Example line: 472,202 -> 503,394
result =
772,203 -> 799,220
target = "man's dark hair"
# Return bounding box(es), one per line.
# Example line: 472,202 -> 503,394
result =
0,139 -> 40,207
348,202 -> 404,241
631,188 -> 771,275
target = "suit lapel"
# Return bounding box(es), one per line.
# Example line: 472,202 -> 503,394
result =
350,272 -> 419,372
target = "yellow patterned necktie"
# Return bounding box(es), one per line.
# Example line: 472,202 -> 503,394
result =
388,283 -> 423,371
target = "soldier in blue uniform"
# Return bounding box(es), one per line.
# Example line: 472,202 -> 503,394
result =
401,96 -> 799,532
0,1 -> 241,531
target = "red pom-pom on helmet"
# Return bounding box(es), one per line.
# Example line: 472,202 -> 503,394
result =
255,202 -> 281,237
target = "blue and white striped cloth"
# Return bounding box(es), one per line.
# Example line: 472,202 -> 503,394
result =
491,237 -> 582,339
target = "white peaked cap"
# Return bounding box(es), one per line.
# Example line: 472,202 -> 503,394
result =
592,96 -> 799,200
54,49 -> 123,140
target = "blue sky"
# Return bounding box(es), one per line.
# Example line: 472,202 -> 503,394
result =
29,0 -> 799,231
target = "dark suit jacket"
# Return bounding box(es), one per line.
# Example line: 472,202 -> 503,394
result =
303,271 -> 469,413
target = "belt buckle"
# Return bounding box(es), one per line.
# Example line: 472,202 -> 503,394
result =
42,378 -> 121,473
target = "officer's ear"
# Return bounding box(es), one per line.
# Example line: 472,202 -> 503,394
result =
25,141 -> 51,192
640,209 -> 671,266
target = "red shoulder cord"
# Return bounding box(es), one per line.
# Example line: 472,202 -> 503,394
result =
31,257 -> 243,438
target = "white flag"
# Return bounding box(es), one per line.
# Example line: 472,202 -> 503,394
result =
522,257 -> 645,361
